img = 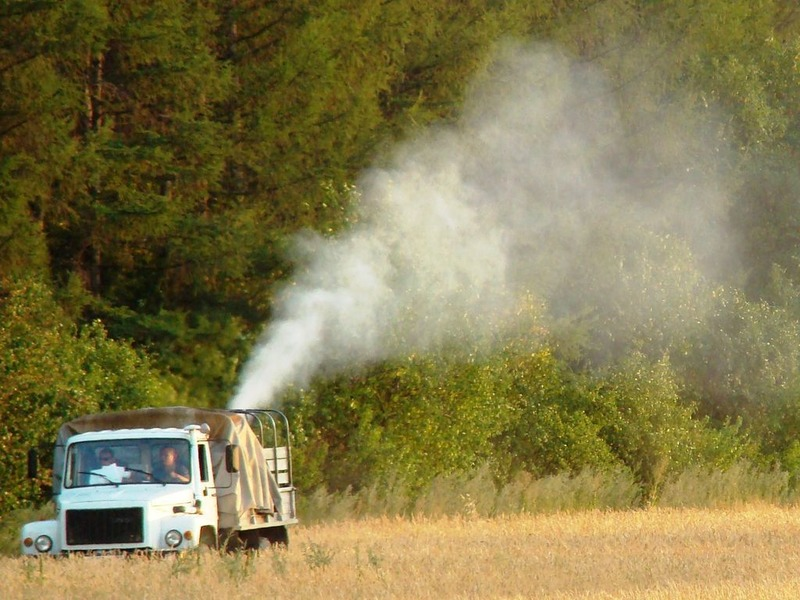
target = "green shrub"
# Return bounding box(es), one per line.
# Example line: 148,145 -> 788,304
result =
0,504 -> 55,557
0,276 -> 175,516
597,353 -> 707,504
492,348 -> 620,480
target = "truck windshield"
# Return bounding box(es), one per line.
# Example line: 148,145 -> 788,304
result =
64,439 -> 192,487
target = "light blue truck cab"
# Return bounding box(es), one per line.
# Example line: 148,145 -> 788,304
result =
21,407 -> 297,555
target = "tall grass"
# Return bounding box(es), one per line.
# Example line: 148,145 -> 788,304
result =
299,460 -> 799,523
6,505 -> 800,599
659,462 -> 793,508
4,463 -> 800,598
2,460 -> 797,557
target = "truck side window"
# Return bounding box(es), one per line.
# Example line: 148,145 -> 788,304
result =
198,444 -> 209,482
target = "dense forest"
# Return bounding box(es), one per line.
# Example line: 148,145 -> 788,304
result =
2,0 -> 800,515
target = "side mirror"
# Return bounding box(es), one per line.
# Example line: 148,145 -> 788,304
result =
225,445 -> 240,473
27,448 -> 38,479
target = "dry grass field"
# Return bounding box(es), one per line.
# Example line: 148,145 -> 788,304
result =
5,504 -> 800,599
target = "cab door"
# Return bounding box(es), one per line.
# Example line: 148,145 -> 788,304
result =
196,443 -> 217,500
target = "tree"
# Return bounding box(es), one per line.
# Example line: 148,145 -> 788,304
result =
0,276 -> 174,514
679,285 -> 800,461
597,353 -> 705,503
493,346 -> 619,480
286,344 -> 524,493
0,1 -> 76,277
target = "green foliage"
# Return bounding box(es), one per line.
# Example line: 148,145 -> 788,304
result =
289,342 -> 752,506
0,276 -> 174,514
680,1 -> 800,149
547,222 -> 713,374
287,349 -> 515,493
303,542 -> 336,571
493,347 -> 619,479
296,461 -> 800,524
101,306 -> 250,408
220,548 -> 256,583
2,0 -> 800,517
733,158 -> 800,299
680,287 -> 800,449
0,504 -> 54,557
596,353 -> 704,503
492,468 -> 641,515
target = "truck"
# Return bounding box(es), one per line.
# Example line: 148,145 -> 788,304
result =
21,406 -> 298,555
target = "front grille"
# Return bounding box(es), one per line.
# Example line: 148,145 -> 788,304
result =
66,508 -> 144,545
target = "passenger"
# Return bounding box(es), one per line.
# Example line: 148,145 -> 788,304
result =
97,447 -> 118,466
153,446 -> 190,483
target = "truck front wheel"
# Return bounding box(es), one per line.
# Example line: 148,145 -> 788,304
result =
199,526 -> 217,550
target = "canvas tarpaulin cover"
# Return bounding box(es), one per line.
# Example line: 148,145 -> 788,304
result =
53,406 -> 281,530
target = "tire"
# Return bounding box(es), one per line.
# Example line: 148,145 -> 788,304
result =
220,527 -> 288,551
199,527 -> 217,550
262,526 -> 289,548
240,529 -> 263,551
218,528 -> 244,552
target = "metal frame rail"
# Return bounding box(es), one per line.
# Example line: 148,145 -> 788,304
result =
228,408 -> 293,490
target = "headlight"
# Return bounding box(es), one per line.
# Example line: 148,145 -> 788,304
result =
164,529 -> 183,548
34,535 -> 53,553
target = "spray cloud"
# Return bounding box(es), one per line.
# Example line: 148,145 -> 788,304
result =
229,41 -> 731,409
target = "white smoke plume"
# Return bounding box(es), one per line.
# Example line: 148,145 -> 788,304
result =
229,41 -> 731,409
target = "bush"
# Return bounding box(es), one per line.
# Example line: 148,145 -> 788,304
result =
0,276 -> 175,516
492,348 -> 620,480
287,350 -> 518,493
597,353 -> 710,504
0,504 -> 55,557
